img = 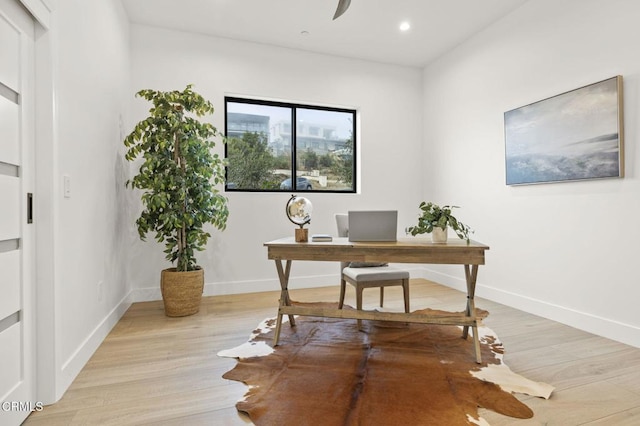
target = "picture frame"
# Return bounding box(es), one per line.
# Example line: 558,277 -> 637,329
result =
504,76 -> 624,185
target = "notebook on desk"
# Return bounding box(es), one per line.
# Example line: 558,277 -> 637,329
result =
348,210 -> 398,242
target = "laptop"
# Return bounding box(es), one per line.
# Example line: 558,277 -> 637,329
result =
348,210 -> 398,242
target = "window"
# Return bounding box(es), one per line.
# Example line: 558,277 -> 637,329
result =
224,97 -> 356,193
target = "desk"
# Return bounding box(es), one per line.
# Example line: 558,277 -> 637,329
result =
264,237 -> 490,363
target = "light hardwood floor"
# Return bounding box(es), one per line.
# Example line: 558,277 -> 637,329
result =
24,279 -> 640,425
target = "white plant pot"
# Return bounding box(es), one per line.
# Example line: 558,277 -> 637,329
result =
431,227 -> 448,243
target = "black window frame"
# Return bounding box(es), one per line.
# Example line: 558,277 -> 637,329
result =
224,96 -> 357,193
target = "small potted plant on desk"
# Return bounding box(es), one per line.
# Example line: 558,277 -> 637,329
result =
124,85 -> 229,316
406,201 -> 473,243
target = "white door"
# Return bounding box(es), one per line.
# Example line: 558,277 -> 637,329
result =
0,0 -> 36,424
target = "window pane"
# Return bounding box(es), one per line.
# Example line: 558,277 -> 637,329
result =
226,102 -> 292,190
225,98 -> 356,193
295,108 -> 354,192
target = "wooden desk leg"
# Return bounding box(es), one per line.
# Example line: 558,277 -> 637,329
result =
273,259 -> 295,346
462,264 -> 482,364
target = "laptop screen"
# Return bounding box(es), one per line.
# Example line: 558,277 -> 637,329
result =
348,210 -> 398,242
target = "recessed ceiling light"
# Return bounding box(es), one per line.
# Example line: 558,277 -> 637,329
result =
399,21 -> 411,32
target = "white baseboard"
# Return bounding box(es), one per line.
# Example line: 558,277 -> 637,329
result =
58,294 -> 132,395
131,273 -> 342,303
421,267 -> 640,349
131,265 -> 427,303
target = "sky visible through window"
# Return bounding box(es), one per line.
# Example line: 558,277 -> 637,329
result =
227,102 -> 353,139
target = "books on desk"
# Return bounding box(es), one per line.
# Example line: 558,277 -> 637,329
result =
311,234 -> 333,242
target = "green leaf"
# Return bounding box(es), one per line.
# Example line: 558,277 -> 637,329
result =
123,85 -> 229,271
406,201 -> 473,242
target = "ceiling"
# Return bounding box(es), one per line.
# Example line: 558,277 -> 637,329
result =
121,0 -> 529,68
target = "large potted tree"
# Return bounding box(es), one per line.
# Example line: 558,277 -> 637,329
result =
124,85 -> 229,316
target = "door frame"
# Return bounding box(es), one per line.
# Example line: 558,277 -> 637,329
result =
22,0 -> 58,405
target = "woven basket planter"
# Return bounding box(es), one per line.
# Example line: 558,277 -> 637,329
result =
160,267 -> 204,317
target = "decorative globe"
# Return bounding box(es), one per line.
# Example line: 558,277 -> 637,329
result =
286,195 -> 313,227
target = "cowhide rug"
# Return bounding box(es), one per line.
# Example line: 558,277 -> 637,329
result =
218,302 -> 553,426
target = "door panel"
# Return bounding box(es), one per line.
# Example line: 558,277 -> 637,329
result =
0,11 -> 19,90
0,1 -> 34,424
0,250 -> 20,321
0,323 -> 21,399
0,175 -> 20,239
0,95 -> 19,165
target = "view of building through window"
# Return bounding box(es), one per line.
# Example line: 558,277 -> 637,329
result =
225,97 -> 356,192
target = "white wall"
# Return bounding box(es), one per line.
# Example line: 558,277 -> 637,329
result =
421,0 -> 640,347
128,26 -> 424,299
38,0 -> 132,402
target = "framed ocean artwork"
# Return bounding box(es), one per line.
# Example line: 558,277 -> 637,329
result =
504,76 -> 624,185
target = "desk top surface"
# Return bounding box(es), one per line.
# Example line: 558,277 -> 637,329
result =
265,236 -> 489,249
264,237 -> 489,264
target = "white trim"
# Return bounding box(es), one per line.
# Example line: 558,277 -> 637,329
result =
224,91 -> 358,112
19,0 -> 52,29
130,265 -> 426,302
33,6 -> 58,404
131,274 -> 341,303
59,294 -> 131,393
420,267 -> 640,349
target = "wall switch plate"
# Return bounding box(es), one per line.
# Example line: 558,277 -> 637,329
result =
63,175 -> 71,198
